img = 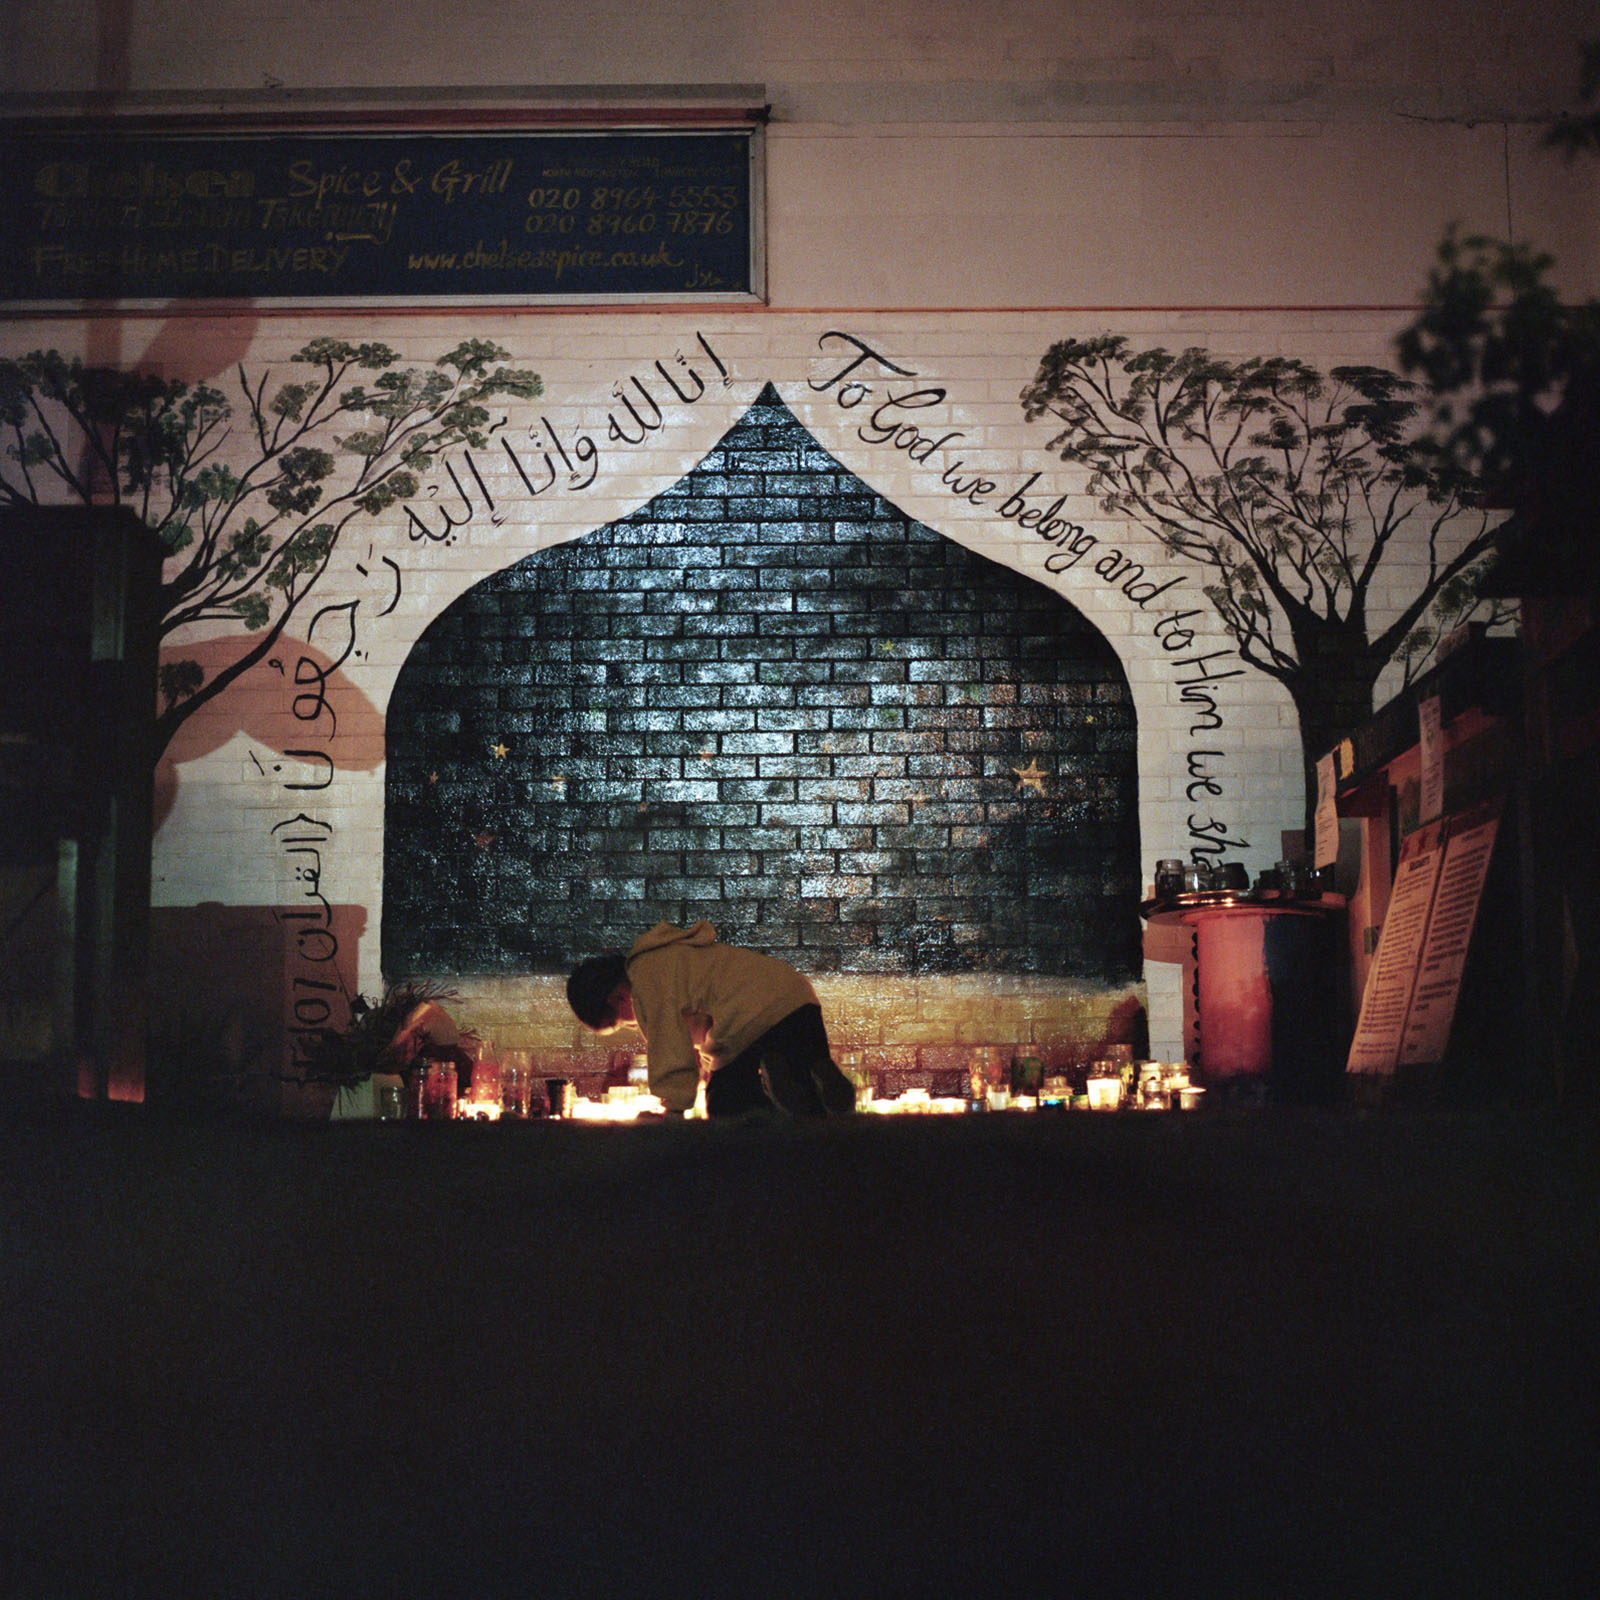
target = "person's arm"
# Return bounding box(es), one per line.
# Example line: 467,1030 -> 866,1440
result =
682,1008 -> 716,1071
645,1009 -> 701,1113
681,1008 -> 716,1120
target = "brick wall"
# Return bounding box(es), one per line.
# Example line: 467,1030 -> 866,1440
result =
5,0 -> 1592,1100
3,305 -> 1507,1076
385,385 -> 1142,980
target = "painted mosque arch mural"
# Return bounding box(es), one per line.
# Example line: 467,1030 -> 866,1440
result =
383,386 -> 1141,980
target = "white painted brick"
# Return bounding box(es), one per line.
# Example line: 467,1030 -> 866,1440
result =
6,89 -> 1571,1059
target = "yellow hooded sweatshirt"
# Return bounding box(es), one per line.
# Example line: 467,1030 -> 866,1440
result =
625,921 -> 820,1112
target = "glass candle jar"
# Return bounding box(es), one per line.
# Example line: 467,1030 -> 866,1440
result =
423,1059 -> 458,1120
499,1050 -> 532,1118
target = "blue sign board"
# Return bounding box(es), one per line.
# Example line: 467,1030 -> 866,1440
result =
0,125 -> 761,305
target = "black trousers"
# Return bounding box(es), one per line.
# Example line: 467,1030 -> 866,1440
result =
703,1004 -> 855,1118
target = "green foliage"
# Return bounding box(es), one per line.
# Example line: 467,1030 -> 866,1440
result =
264,523 -> 336,593
1395,42 -> 1600,593
1543,40 -> 1600,157
1396,235 -> 1595,479
355,471 -> 420,516
269,381 -> 316,421
336,429 -> 388,459
1397,233 -> 1600,563
158,658 -> 205,710
231,594 -> 271,630
161,519 -> 195,555
182,462 -> 243,508
264,445 -> 334,515
0,338 -> 541,761
216,519 -> 271,583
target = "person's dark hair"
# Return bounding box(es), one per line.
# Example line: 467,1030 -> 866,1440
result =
566,951 -> 630,1029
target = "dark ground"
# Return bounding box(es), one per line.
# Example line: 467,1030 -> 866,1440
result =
2,1100 -> 1597,1600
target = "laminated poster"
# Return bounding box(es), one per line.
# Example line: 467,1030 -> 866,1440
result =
1397,806 -> 1501,1067
1346,820 -> 1445,1076
1345,800 -> 1502,1077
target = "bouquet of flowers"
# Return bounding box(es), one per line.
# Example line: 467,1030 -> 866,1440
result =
295,979 -> 466,1089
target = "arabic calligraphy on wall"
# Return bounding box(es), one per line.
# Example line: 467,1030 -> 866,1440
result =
257,571 -> 400,1070
403,333 -> 731,543
395,326 -> 1249,866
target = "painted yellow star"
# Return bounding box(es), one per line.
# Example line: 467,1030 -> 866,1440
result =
1013,758 -> 1048,794
492,741 -> 509,759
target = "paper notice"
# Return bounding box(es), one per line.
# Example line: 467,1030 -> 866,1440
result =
1418,695 -> 1444,824
1314,751 -> 1339,868
1346,821 -> 1446,1076
1398,808 -> 1501,1066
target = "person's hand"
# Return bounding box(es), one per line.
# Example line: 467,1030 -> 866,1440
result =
681,1006 -> 712,1050
681,1008 -> 716,1076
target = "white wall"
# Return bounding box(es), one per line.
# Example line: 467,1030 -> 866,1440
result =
3,0 -> 1594,1066
5,0 -> 1596,309
4,0 -> 1592,120
0,303 -> 1470,1061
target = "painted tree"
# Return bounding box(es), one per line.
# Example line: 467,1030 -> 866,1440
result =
0,338 -> 541,762
1019,339 -> 1503,811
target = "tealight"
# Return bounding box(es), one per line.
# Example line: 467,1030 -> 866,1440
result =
1086,1076 -> 1123,1111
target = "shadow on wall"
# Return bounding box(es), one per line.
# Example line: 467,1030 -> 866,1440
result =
131,318 -> 263,386
146,902 -> 365,1117
154,634 -> 385,831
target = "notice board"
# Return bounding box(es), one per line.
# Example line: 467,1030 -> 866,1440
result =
0,124 -> 761,306
1346,798 -> 1503,1077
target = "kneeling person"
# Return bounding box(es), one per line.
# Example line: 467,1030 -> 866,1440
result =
566,921 -> 854,1118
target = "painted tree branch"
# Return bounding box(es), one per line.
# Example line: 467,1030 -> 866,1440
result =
1021,335 -> 1503,815
0,339 -> 542,764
